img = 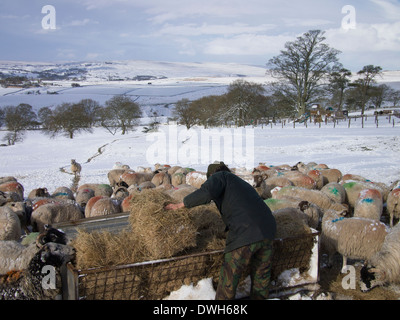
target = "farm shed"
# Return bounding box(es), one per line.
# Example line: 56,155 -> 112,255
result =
55,213 -> 320,300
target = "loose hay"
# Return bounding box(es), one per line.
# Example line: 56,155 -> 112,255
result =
128,189 -> 198,260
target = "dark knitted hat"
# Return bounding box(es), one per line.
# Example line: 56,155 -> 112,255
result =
206,161 -> 227,178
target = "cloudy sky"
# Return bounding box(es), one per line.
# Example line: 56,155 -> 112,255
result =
0,0 -> 399,71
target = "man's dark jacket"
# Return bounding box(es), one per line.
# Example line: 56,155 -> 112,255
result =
183,171 -> 276,253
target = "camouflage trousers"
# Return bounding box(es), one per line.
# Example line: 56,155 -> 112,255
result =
215,239 -> 273,300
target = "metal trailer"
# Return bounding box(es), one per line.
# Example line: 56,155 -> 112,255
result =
55,213 -> 320,300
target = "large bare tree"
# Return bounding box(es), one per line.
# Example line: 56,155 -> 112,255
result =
268,30 -> 341,116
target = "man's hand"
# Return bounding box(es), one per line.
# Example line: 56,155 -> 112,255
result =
165,202 -> 185,210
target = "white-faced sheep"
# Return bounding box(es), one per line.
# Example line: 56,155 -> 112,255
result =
70,159 -> 82,177
360,223 -> 400,292
0,242 -> 75,300
3,201 -> 30,235
273,186 -> 348,213
387,188 -> 400,227
31,202 -> 84,232
0,226 -> 69,274
0,206 -> 21,241
353,188 -> 383,221
321,210 -> 389,272
107,169 -> 130,187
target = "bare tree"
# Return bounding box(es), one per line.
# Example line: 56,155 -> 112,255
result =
2,104 -> 37,145
102,96 -> 142,135
172,99 -> 197,130
43,102 -> 93,139
268,30 -> 341,116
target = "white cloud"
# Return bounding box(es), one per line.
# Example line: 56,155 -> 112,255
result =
325,21 -> 400,53
203,34 -> 293,56
157,23 -> 276,37
65,18 -> 98,27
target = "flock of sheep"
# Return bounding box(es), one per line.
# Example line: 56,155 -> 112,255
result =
0,158 -> 400,299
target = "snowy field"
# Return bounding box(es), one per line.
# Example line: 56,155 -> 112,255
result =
0,114 -> 399,198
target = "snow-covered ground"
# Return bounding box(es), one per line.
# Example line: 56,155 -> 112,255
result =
1,113 -> 399,197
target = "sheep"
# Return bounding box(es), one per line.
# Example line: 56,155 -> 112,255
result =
107,169 -> 130,187
0,177 -> 17,185
51,186 -> 75,200
27,188 -> 51,199
321,210 -> 389,272
359,223 -> 400,292
279,171 -> 317,189
0,242 -> 75,300
353,188 -> 383,221
185,171 -> 207,189
151,171 -> 171,187
75,188 -> 95,208
318,168 -> 343,183
341,180 -> 385,209
386,187 -> 400,227
111,186 -> 129,201
70,159 -> 82,177
265,197 -> 322,230
273,186 -> 348,213
3,201 -> 30,235
77,183 -> 113,197
0,226 -> 70,274
166,184 -> 197,203
171,172 -> 186,187
0,181 -> 24,201
307,169 -> 325,189
320,182 -> 347,204
0,206 -> 21,241
31,202 -> 84,232
85,197 -> 121,218
120,172 -> 153,187
113,162 -> 131,170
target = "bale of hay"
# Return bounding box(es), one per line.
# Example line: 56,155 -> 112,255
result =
128,189 -> 197,260
72,229 -> 142,269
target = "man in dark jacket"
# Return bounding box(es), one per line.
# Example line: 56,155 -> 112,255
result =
165,162 -> 276,300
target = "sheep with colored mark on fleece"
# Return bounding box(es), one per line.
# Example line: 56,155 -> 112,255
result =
321,210 -> 389,272
360,223 -> 400,292
320,182 -> 347,204
0,181 -> 24,201
84,196 -> 121,218
272,186 -> 348,213
353,188 -> 383,221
